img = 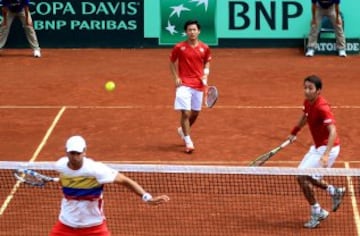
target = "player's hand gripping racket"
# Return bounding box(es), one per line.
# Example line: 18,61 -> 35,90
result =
204,85 -> 218,108
249,138 -> 294,166
14,169 -> 59,187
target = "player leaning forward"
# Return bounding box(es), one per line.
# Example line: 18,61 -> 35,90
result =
50,135 -> 169,236
287,75 -> 345,229
169,20 -> 212,153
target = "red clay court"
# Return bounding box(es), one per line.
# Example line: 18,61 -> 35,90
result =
1,48 -> 360,235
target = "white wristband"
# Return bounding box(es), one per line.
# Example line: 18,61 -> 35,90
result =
142,193 -> 152,202
203,68 -> 210,76
202,78 -> 208,86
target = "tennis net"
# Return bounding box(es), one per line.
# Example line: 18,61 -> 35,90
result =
0,161 -> 358,236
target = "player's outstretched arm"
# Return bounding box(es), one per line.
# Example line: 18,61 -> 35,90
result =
114,173 -> 170,205
288,114 -> 307,142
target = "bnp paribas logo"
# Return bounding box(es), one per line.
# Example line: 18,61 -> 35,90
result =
159,0 -> 217,45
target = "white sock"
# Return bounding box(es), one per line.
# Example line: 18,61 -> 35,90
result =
184,135 -> 192,144
311,203 -> 321,214
327,185 -> 335,195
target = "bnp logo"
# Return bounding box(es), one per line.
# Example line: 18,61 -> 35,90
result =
159,0 -> 217,45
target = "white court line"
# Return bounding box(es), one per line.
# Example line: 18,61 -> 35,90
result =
345,162 -> 360,236
1,105 -> 360,109
0,106 -> 66,216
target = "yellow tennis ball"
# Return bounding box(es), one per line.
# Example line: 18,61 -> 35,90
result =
105,81 -> 116,92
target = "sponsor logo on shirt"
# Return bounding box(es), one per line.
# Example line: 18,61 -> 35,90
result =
324,118 -> 332,124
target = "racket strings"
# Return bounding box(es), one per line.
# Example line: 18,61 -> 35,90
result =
14,170 -> 45,186
206,86 -> 218,108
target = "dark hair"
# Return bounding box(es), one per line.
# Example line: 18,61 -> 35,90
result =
304,75 -> 322,90
184,20 -> 201,31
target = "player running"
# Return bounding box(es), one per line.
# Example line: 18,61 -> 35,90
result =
287,75 -> 345,229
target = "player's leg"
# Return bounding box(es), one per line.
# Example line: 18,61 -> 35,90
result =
297,147 -> 320,208
188,88 -> 203,128
174,86 -> 194,153
299,145 -> 344,228
177,108 -> 200,140
307,147 -> 344,207
182,88 -> 203,152
17,10 -> 41,57
180,110 -> 192,137
316,145 -> 345,211
181,111 -> 195,153
298,146 -> 329,228
0,11 -> 16,49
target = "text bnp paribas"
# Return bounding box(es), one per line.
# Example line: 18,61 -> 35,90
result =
28,1 -> 141,31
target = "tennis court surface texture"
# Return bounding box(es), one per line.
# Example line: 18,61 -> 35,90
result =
1,48 -> 360,235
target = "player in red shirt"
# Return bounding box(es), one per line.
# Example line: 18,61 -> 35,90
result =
288,75 -> 345,229
169,20 -> 212,153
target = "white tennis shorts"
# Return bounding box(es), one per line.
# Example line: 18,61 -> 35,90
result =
298,145 -> 340,179
174,86 -> 203,111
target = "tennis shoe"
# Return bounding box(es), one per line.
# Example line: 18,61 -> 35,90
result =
177,127 -> 184,140
331,187 -> 346,212
304,209 -> 329,229
33,49 -> 41,58
185,142 -> 194,154
338,49 -> 347,57
305,48 -> 315,57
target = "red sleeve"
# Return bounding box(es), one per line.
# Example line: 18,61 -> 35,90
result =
319,105 -> 336,126
203,44 -> 212,63
169,44 -> 179,63
201,43 -> 212,64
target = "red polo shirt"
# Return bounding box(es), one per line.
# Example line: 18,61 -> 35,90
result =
170,41 -> 211,90
303,95 -> 340,148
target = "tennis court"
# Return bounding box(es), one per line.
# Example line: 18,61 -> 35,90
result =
1,48 -> 360,235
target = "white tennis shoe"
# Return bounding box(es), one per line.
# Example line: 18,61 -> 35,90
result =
33,49 -> 41,58
304,209 -> 329,229
305,48 -> 315,57
338,50 -> 347,57
185,141 -> 194,154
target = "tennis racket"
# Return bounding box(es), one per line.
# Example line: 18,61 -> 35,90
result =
204,85 -> 218,108
14,169 -> 59,187
249,139 -> 293,166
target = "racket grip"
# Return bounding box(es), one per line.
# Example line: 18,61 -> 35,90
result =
280,138 -> 294,148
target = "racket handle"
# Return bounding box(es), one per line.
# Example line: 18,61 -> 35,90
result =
280,138 -> 295,148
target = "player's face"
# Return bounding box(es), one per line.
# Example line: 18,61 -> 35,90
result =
304,81 -> 320,102
67,151 -> 86,170
186,24 -> 200,41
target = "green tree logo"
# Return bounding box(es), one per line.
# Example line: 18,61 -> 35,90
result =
159,0 -> 217,45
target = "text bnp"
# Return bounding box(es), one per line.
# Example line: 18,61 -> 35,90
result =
229,1 -> 303,30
